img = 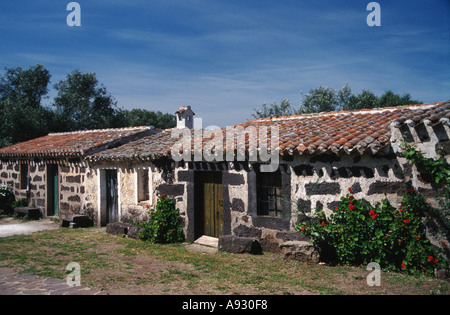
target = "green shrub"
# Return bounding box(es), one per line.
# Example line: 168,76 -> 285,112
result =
0,184 -> 15,215
297,187 -> 448,275
12,199 -> 28,209
402,142 -> 450,239
138,194 -> 184,244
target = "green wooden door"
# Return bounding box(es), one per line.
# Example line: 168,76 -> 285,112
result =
53,167 -> 59,216
47,164 -> 59,216
201,172 -> 223,238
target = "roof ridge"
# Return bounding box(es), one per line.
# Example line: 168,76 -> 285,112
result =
48,126 -> 154,136
251,101 -> 448,123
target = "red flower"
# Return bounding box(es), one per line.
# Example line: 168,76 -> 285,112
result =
301,226 -> 307,232
415,236 -> 420,240
401,262 -> 406,268
369,209 -> 378,219
321,221 -> 326,226
434,259 -> 439,264
348,187 -> 352,192
349,195 -> 354,199
428,256 -> 434,262
162,194 -> 167,197
348,204 -> 355,210
443,241 -> 447,247
403,219 -> 410,224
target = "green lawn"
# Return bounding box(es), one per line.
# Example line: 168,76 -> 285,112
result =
0,227 -> 448,295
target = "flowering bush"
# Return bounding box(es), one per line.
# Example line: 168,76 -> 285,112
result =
0,184 -> 15,215
297,187 -> 448,275
138,194 -> 184,244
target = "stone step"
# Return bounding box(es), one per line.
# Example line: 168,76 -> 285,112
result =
61,215 -> 92,228
194,235 -> 219,248
13,207 -> 42,220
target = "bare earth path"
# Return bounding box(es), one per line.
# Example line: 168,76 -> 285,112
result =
0,267 -> 105,295
0,217 -> 59,238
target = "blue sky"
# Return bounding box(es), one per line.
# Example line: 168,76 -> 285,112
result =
1,0 -> 449,127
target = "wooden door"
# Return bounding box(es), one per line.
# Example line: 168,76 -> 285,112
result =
199,172 -> 223,238
105,169 -> 118,223
47,164 -> 59,216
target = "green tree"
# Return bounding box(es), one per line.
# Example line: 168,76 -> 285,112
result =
299,86 -> 337,114
53,70 -> 122,132
336,82 -> 353,111
120,108 -> 176,129
252,98 -> 294,119
378,90 -> 421,108
251,84 -> 423,119
0,64 -> 54,147
343,89 -> 379,110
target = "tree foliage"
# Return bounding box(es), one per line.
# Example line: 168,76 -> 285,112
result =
120,108 -> 175,129
0,64 -> 53,147
0,65 -> 176,147
252,82 -> 422,118
53,70 -> 121,132
252,98 -> 294,119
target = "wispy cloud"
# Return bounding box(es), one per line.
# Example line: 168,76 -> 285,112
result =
1,0 -> 448,127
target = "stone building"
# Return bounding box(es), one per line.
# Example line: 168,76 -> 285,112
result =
86,102 -> 449,251
0,102 -> 449,252
0,126 -> 156,225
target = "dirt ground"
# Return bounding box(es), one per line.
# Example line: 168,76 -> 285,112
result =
0,220 -> 448,295
0,217 -> 59,238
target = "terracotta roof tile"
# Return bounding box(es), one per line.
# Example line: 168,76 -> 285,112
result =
60,101 -> 450,162
0,127 -> 155,158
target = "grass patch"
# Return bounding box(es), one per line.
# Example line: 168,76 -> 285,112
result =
0,226 -> 448,295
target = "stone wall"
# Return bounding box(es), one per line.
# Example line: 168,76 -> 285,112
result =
0,159 -> 92,219
59,161 -> 93,221
85,162 -> 172,227
0,160 -> 46,208
168,149 -> 442,252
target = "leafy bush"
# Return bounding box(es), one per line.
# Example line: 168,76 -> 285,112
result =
402,142 -> 450,239
138,194 -> 184,244
297,187 -> 448,275
0,184 -> 15,215
12,199 -> 28,209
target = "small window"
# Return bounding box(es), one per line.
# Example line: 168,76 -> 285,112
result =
137,169 -> 149,202
186,115 -> 191,121
20,163 -> 29,190
257,169 -> 282,217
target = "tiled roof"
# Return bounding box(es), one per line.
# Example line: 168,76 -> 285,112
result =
236,101 -> 450,156
88,101 -> 449,162
0,127 -> 156,158
87,129 -> 176,161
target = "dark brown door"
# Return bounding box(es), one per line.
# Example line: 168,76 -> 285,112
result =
196,172 -> 223,238
105,169 -> 118,223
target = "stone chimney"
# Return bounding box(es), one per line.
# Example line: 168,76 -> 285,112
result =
175,106 -> 195,129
